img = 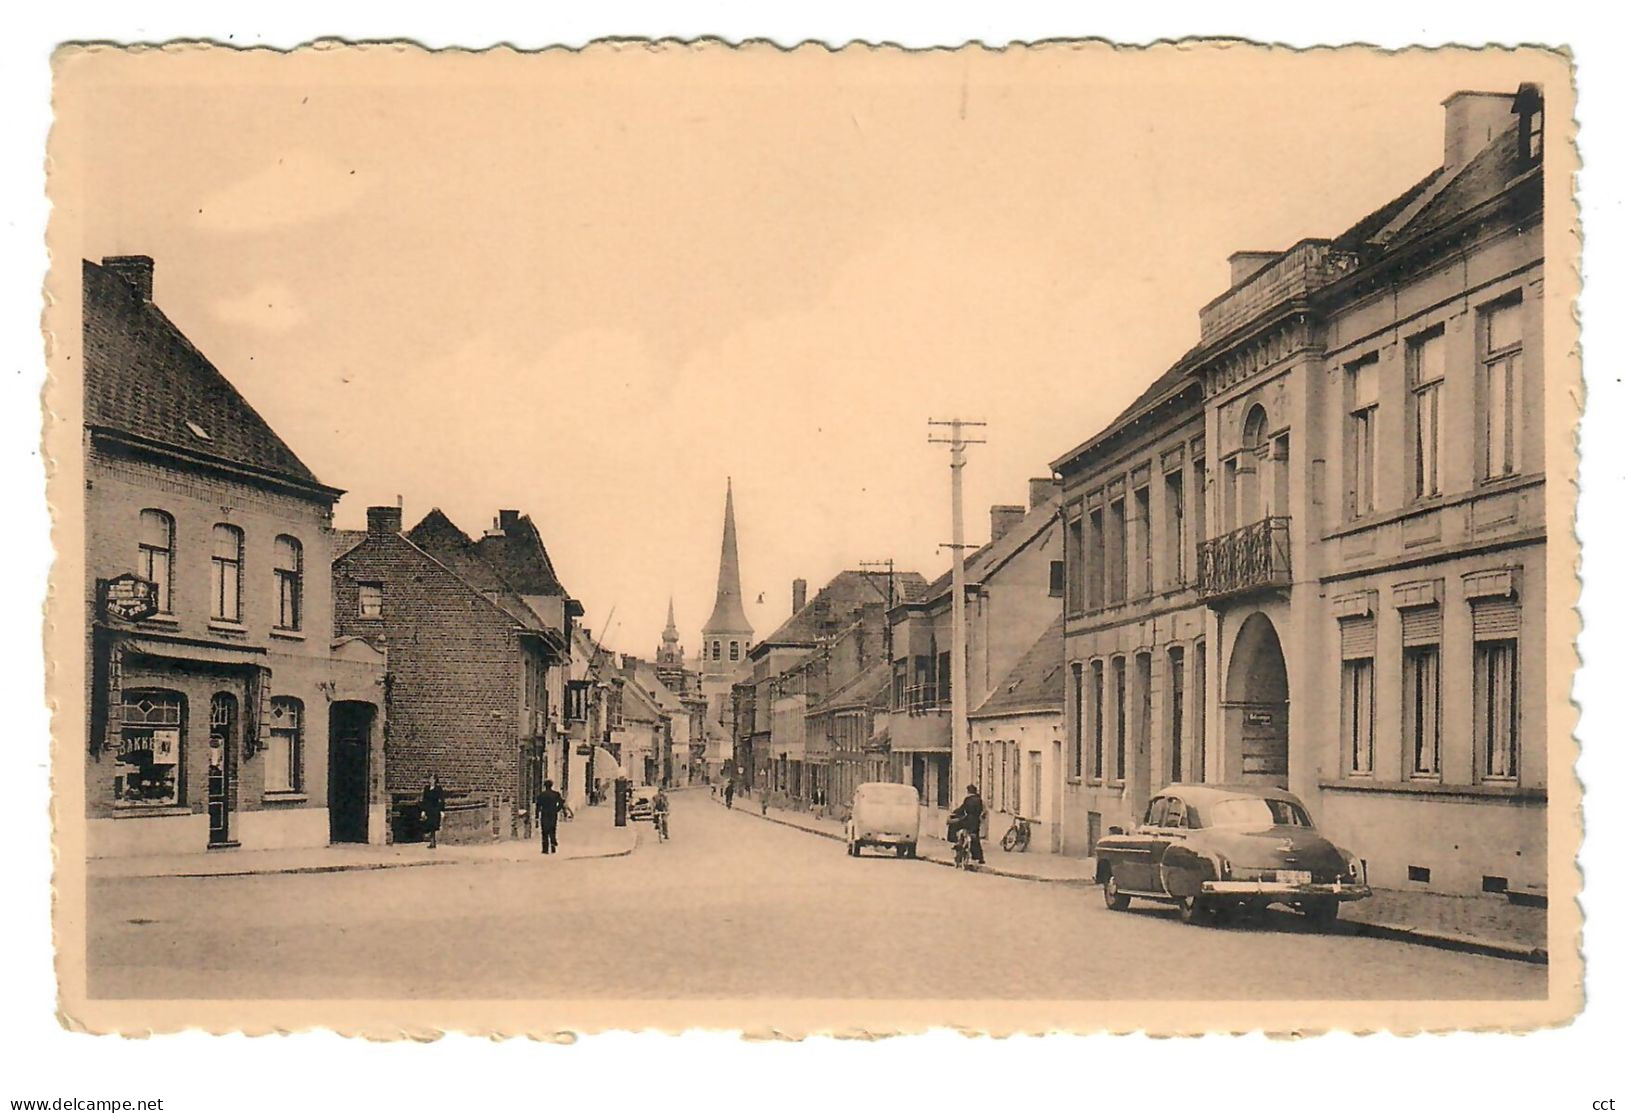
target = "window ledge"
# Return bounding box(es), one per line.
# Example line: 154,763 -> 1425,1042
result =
208,620 -> 248,637
107,804 -> 189,817
1318,778 -> 1545,802
261,792 -> 309,804
137,615 -> 180,630
269,628 -> 306,641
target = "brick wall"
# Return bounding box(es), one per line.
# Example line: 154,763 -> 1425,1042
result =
334,532 -> 525,811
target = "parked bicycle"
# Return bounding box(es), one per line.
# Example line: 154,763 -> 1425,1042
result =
1001,814 -> 1035,853
655,810 -> 670,842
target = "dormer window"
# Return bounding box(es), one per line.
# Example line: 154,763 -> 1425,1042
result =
185,420 -> 213,442
1514,82 -> 1544,165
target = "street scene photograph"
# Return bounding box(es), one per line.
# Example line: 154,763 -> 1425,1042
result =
45,40 -> 1580,1033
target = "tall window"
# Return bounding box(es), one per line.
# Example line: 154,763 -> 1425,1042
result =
1191,640 -> 1206,783
265,697 -> 303,793
1340,614 -> 1376,775
1163,468 -> 1185,587
273,535 -> 303,630
1132,484 -> 1152,597
1168,646 -> 1186,782
210,524 -> 243,622
1069,663 -> 1085,778
1409,330 -> 1445,499
1107,496 -> 1127,604
1066,516 -> 1086,612
1476,640 -> 1519,781
1481,300 -> 1524,480
1048,559 -> 1064,599
729,640 -> 740,662
1086,506 -> 1105,609
711,640 -> 722,662
1403,644 -> 1442,777
1191,455 -> 1208,544
1111,656 -> 1127,782
114,689 -> 183,806
357,581 -> 383,618
1091,660 -> 1105,780
137,510 -> 174,614
1348,357 -> 1379,518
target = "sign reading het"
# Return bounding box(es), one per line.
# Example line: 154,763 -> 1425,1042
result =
102,574 -> 158,622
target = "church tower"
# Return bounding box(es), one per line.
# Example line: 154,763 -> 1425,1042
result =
700,479 -> 753,715
655,597 -> 686,689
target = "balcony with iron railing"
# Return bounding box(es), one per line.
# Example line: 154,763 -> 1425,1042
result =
1197,516 -> 1292,602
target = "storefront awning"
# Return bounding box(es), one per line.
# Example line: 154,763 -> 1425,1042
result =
117,633 -> 268,669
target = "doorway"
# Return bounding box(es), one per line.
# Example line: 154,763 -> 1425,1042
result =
328,701 -> 374,843
208,692 -> 239,847
1223,612 -> 1290,786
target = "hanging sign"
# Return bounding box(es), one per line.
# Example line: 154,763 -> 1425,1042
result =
102,574 -> 158,622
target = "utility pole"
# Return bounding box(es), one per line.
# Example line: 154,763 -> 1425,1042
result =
928,418 -> 985,799
858,558 -> 898,665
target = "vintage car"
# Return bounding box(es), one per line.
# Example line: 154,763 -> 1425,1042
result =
627,785 -> 659,822
1094,783 -> 1371,926
845,781 -> 922,858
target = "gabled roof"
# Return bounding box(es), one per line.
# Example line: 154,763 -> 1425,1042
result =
83,258 -> 336,495
970,615 -> 1065,719
330,528 -> 369,561
906,494 -> 1060,611
757,569 -> 928,652
809,657 -> 890,714
472,512 -> 567,596
406,509 -> 554,637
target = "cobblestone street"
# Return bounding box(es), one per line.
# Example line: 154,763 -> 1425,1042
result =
87,792 -> 1545,1001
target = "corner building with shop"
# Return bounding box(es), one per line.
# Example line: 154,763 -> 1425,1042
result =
83,256 -> 388,857
1058,86 -> 1549,900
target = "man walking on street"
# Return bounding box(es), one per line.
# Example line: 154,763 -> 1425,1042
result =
948,784 -> 987,865
536,779 -> 567,855
723,780 -> 735,809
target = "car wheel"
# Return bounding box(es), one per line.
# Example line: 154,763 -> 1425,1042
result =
1304,898 -> 1339,928
1103,872 -> 1131,911
904,843 -> 917,859
1178,895 -> 1213,926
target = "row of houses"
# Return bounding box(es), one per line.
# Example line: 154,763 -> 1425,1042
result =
82,255 -> 696,858
730,84 -> 1549,900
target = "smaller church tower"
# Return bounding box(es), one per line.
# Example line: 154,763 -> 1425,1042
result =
655,598 -> 686,691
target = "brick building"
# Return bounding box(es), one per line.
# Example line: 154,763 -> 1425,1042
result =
333,505 -> 576,841
84,256 -> 388,858
969,616 -> 1066,853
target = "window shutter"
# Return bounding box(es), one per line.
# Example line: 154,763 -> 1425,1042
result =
1401,606 -> 1442,646
1472,598 -> 1521,639
1340,615 -> 1376,659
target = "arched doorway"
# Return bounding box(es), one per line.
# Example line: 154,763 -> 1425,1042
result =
1223,612 -> 1289,786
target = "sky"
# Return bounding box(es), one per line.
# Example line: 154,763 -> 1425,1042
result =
61,43 -> 1554,654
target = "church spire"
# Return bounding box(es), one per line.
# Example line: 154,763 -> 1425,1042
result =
702,478 -> 752,637
662,597 -> 680,644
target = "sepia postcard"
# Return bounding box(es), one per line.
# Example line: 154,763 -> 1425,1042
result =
44,40 -> 1582,1037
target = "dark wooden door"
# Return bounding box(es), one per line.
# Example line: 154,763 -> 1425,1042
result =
328,702 -> 372,843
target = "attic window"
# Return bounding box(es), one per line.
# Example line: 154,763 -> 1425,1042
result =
185,420 -> 212,442
1514,83 -> 1544,165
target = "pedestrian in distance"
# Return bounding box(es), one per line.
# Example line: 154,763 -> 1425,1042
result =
723,780 -> 735,810
947,784 -> 986,865
536,779 -> 567,855
420,774 -> 446,850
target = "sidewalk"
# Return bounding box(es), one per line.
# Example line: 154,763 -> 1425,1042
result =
88,803 -> 639,881
724,796 -> 1547,962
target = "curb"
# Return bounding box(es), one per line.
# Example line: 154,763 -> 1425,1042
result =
720,800 -> 1545,961
93,828 -> 642,882
721,798 -> 1091,885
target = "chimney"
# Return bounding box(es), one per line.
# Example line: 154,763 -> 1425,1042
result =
1442,90 -> 1517,172
102,255 -> 154,302
1028,476 -> 1059,509
792,578 -> 808,613
498,509 -> 522,534
367,505 -> 403,536
1227,251 -> 1280,288
990,504 -> 1025,544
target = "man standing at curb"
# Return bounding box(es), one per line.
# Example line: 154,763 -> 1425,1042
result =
535,779 -> 566,855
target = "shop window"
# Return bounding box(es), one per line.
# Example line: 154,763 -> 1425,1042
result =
114,689 -> 184,806
137,509 -> 174,614
210,524 -> 244,622
265,697 -> 304,794
274,535 -> 303,630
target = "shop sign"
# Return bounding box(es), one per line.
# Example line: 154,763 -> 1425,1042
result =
576,744 -> 592,756
102,574 -> 158,622
1244,710 -> 1274,727
117,728 -> 179,761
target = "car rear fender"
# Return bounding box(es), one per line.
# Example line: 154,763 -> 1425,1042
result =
1161,843 -> 1221,898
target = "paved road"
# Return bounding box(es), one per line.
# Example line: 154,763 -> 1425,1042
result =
87,792 -> 1545,1000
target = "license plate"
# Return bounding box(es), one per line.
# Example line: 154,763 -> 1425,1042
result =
1276,869 -> 1312,885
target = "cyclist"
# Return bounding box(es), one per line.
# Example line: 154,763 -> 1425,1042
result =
652,785 -> 671,840
947,784 -> 986,865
